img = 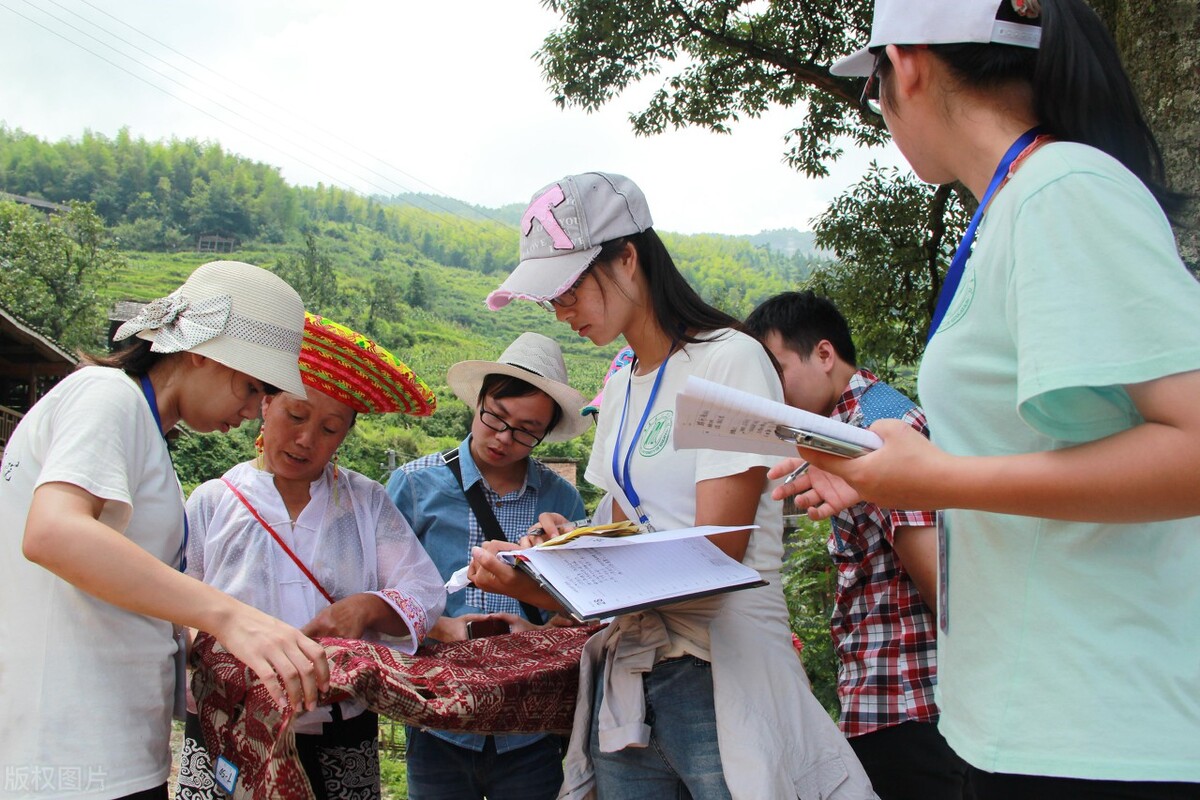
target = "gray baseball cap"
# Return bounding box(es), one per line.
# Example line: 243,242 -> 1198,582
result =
486,172 -> 653,310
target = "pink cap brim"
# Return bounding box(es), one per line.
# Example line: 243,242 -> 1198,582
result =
486,246 -> 601,310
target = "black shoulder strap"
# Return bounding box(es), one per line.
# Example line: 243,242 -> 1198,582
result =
442,447 -> 544,623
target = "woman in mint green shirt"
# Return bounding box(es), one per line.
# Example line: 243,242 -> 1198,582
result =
775,1 -> 1200,798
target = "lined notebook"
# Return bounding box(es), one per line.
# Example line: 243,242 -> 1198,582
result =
497,525 -> 766,622
673,375 -> 882,458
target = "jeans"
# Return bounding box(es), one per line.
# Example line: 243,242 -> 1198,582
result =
405,729 -> 563,800
590,656 -> 732,800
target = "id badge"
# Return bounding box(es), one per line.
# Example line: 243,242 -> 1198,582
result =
937,511 -> 949,634
214,756 -> 240,795
172,625 -> 188,721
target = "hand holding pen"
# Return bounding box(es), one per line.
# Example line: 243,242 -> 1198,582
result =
768,458 -> 810,502
520,512 -> 580,547
782,461 -> 810,485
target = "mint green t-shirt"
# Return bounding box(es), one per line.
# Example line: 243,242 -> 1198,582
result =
919,142 -> 1200,781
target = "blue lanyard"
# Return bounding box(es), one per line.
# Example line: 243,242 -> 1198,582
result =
138,374 -> 188,572
927,126 -> 1044,343
611,353 -> 671,528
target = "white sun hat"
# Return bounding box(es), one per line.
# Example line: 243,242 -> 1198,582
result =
113,260 -> 307,396
831,0 -> 1043,77
446,332 -> 590,442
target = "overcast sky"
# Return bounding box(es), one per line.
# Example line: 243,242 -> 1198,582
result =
0,0 -> 906,236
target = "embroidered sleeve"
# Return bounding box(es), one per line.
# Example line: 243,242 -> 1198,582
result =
371,588 -> 432,654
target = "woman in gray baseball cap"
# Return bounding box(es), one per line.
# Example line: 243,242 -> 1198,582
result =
477,172 -> 876,799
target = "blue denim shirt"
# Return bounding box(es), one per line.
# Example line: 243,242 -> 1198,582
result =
386,436 -> 585,753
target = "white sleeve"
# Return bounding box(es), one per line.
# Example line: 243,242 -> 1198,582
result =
691,333 -> 784,482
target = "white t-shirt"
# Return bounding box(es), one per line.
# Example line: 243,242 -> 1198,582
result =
0,367 -> 184,799
567,332 -> 876,798
587,329 -> 783,567
585,329 -> 784,657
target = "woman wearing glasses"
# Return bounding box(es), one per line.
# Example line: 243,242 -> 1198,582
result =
773,0 -> 1200,798
385,332 -> 590,800
470,172 -> 875,799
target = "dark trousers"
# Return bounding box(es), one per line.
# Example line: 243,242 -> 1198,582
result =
116,787 -> 168,800
848,721 -> 973,800
969,769 -> 1200,800
405,729 -> 563,800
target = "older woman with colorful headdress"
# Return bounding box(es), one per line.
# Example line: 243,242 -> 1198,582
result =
177,314 -> 446,800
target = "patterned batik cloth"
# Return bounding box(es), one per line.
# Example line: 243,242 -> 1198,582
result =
190,625 -> 601,800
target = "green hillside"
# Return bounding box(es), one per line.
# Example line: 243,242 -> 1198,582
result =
0,126 -> 827,491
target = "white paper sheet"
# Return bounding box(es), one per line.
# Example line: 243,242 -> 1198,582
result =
672,375 -> 882,458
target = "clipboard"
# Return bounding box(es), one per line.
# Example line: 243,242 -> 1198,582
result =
503,532 -> 768,622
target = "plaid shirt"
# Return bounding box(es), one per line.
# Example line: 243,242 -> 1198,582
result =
829,369 -> 939,736
389,439 -> 586,619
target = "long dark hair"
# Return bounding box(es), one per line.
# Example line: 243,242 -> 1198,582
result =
921,0 -> 1181,216
78,338 -> 282,397
592,228 -> 743,347
77,338 -> 165,376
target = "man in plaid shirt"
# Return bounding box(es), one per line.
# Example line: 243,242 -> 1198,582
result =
747,292 -> 971,800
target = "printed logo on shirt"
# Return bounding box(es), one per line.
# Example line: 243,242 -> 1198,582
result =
939,269 -> 975,335
639,410 -> 673,457
2,456 -> 17,481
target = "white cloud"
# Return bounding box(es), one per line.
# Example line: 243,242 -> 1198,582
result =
0,0 -> 909,235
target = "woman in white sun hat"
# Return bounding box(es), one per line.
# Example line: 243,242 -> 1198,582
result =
471,173 -> 877,799
772,1 -> 1200,798
0,260 -> 329,800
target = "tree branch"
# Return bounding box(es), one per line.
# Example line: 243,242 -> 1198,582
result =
923,184 -> 954,319
664,0 -> 860,104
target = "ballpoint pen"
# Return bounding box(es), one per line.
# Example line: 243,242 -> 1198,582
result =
781,461 -> 809,485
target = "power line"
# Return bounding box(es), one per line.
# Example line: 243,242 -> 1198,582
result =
72,0 -> 465,205
1,0 -> 520,246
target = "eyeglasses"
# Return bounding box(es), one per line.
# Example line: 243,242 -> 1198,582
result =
536,269 -> 592,312
861,52 -> 884,116
478,408 -> 545,448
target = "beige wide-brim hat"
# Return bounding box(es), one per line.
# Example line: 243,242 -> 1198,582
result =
446,332 -> 590,442
113,260 -> 307,396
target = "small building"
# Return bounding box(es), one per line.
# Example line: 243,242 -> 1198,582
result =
196,234 -> 237,254
0,191 -> 68,215
538,457 -> 578,488
108,300 -> 149,348
0,304 -> 77,450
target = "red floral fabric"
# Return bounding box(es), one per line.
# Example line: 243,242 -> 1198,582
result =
191,625 -> 601,799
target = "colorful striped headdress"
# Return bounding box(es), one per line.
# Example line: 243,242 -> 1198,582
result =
299,313 -> 436,416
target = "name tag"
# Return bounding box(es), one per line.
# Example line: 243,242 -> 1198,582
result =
937,511 -> 949,634
215,756 -> 239,795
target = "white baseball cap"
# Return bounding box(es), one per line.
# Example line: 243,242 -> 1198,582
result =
831,0 -> 1043,77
